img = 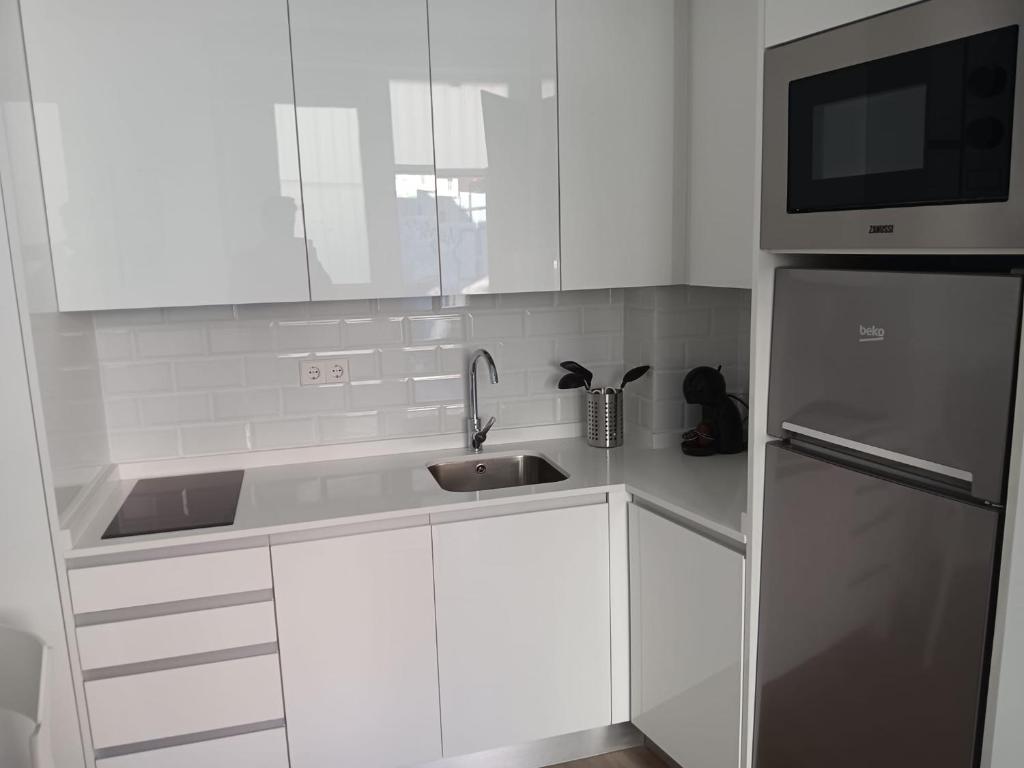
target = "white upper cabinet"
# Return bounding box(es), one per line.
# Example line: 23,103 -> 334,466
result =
765,0 -> 921,48
21,0 -> 310,311
684,0 -> 756,289
557,0 -> 680,291
428,0 -> 560,295
290,0 -> 441,301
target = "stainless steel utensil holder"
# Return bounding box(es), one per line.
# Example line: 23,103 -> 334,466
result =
587,388 -> 623,448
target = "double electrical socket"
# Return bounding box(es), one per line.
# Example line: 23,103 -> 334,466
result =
299,357 -> 351,386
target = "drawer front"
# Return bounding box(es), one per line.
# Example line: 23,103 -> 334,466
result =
78,602 -> 278,671
69,548 -> 272,614
85,655 -> 284,750
95,728 -> 289,768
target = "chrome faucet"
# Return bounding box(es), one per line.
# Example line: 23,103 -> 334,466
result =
467,348 -> 499,452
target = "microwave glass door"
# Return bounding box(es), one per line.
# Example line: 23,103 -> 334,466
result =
787,26 -> 1018,214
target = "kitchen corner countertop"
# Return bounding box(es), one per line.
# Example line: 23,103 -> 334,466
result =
68,438 -> 749,558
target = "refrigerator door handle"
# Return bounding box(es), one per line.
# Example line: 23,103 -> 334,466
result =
781,421 -> 974,484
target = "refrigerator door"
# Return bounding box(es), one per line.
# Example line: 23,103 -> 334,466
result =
768,269 -> 1021,503
755,444 -> 1000,768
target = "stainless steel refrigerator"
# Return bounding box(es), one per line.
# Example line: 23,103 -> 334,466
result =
755,269 -> 1022,768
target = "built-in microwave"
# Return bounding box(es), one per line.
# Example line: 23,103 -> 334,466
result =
761,0 -> 1023,252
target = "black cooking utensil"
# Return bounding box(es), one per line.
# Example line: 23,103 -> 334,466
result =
559,360 -> 593,389
620,365 -> 650,389
557,372 -> 588,390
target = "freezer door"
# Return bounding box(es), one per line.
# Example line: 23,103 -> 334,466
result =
768,269 -> 1021,503
755,444 -> 999,768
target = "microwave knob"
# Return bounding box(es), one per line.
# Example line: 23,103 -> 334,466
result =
967,118 -> 1005,150
968,65 -> 1009,98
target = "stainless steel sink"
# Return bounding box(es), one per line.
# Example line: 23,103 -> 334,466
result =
427,453 -> 568,493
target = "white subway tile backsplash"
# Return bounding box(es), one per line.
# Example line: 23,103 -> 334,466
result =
135,327 -> 207,358
319,411 -> 382,443
101,363 -> 174,395
470,312 -> 524,339
381,346 -> 438,377
283,385 -> 348,416
180,423 -> 250,455
383,406 -> 441,437
208,324 -> 274,354
343,317 -> 404,346
104,399 -> 140,430
94,291 -> 634,461
412,375 -> 464,404
333,349 -> 379,381
138,393 -> 210,426
526,308 -> 582,337
274,320 -> 342,350
349,379 -> 409,409
624,286 -> 751,447
250,418 -> 317,450
499,396 -> 557,427
94,329 -> 133,361
244,355 -> 303,387
212,389 -> 281,420
409,314 -> 465,343
582,305 -> 624,334
175,358 -> 246,390
108,429 -> 179,461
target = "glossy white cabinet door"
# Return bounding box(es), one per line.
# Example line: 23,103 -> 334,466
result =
557,0 -> 679,290
685,0 -> 756,290
289,0 -> 441,300
21,0 -> 310,310
271,527 -> 443,768
629,504 -> 744,768
432,504 -> 612,756
765,0 -> 921,47
428,0 -> 560,295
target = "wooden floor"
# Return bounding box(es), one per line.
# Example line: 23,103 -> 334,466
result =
550,747 -> 670,768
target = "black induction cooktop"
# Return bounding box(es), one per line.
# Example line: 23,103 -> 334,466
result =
102,471 -> 244,539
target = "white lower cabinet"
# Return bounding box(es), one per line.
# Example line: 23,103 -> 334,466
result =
629,503 -> 744,768
432,504 -> 612,756
271,526 -> 443,768
85,654 -> 284,750
95,728 -> 289,768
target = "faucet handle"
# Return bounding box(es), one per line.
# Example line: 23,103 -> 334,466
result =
472,416 -> 496,450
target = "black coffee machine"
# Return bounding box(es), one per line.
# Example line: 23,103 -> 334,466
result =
681,365 -> 747,456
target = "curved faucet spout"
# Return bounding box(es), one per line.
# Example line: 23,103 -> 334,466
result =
468,349 -> 499,452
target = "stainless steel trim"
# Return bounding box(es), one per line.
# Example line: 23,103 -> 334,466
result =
81,643 -> 279,682
75,589 -> 275,627
782,421 -> 974,483
627,500 -> 747,556
66,537 -> 270,569
92,719 -> 285,761
416,723 -> 643,768
761,0 -> 1024,251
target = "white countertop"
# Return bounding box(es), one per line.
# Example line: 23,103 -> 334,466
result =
69,438 -> 749,558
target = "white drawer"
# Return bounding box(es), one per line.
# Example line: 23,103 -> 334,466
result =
78,602 -> 278,671
85,654 -> 284,750
96,728 -> 289,768
69,548 -> 272,614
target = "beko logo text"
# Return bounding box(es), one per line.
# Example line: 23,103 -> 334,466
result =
869,224 -> 894,234
859,325 -> 885,342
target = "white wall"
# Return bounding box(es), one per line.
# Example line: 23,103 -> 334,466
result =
1,0 -> 105,764
0,154 -> 85,768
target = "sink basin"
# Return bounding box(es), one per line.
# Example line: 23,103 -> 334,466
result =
428,453 -> 569,493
